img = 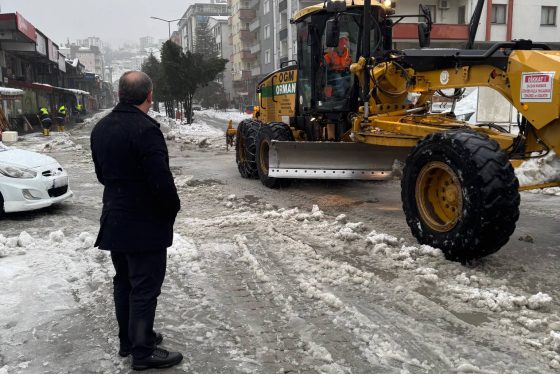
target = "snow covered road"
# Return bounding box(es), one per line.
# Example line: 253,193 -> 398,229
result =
1,111 -> 559,373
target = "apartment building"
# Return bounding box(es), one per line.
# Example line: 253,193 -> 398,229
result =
229,0 -> 316,106
139,36 -> 155,50
208,15 -> 234,102
393,0 -> 559,48
177,2 -> 230,53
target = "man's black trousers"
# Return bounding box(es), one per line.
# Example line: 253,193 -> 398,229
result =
110,250 -> 167,359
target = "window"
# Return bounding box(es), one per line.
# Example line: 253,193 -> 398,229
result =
541,6 -> 557,26
492,4 -> 507,24
264,49 -> 271,64
264,24 -> 271,39
458,6 -> 466,24
264,0 -> 270,14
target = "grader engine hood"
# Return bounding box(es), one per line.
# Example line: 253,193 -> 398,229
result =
508,50 -> 560,156
257,66 -> 297,124
508,50 -> 560,129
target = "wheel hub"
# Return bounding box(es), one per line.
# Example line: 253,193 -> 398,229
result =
415,161 -> 463,233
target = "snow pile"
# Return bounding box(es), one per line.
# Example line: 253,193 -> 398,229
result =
454,88 -> 478,121
81,109 -> 111,127
42,133 -> 83,152
0,233 -> 27,257
196,109 -> 251,124
516,153 -> 560,194
167,120 -> 224,150
149,111 -> 179,132
167,233 -> 201,273
550,330 -> 560,353
263,205 -> 325,222
335,221 -> 365,241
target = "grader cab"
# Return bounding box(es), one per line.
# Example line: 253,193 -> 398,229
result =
231,0 -> 560,262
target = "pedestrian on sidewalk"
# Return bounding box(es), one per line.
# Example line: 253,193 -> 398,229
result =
90,71 -> 183,371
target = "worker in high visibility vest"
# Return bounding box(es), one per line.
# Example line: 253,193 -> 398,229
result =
75,102 -> 84,122
324,36 -> 352,71
323,36 -> 352,99
38,106 -> 52,136
57,105 -> 67,132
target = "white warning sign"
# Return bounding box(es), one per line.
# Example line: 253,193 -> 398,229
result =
521,72 -> 555,103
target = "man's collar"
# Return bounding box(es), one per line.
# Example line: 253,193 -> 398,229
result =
112,103 -> 160,128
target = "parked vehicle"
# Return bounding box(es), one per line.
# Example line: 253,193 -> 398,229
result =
0,142 -> 73,216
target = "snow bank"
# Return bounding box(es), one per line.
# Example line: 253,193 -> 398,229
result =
41,133 -> 83,152
150,111 -> 225,150
81,109 -> 111,127
515,153 -> 560,196
149,111 -> 179,132
167,120 -> 225,150
196,109 -> 251,124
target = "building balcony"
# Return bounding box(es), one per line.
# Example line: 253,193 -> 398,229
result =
249,18 -> 260,32
393,23 -> 469,41
279,0 -> 287,12
251,66 -> 261,77
239,49 -> 256,60
238,9 -> 257,21
239,30 -> 256,43
279,27 -> 288,41
233,70 -> 252,81
250,43 -> 261,54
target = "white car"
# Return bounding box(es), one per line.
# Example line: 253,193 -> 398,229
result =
0,142 -> 73,215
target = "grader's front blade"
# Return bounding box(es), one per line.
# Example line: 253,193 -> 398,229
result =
268,141 -> 411,180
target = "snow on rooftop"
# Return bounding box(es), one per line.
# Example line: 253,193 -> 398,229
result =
66,58 -> 80,68
209,16 -> 229,21
0,87 -> 24,96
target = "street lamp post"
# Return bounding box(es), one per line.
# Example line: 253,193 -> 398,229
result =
149,17 -> 186,39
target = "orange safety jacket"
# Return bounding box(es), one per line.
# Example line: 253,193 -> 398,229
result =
324,48 -> 352,71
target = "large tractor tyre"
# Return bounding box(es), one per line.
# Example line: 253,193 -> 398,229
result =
401,129 -> 520,262
235,119 -> 261,179
256,123 -> 294,189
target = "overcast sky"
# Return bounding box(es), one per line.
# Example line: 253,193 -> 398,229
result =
0,0 -> 198,48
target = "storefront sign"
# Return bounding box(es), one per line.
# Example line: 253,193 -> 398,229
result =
16,12 -> 36,42
36,32 -> 47,56
48,39 -> 59,63
58,55 -> 66,72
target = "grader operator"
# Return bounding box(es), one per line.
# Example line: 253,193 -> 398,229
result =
230,0 -> 560,262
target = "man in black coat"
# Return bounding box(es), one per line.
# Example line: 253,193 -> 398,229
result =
91,71 -> 182,371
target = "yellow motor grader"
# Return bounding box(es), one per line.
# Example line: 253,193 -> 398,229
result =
229,0 -> 560,261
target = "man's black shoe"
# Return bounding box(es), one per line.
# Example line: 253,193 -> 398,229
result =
132,348 -> 183,371
118,333 -> 163,357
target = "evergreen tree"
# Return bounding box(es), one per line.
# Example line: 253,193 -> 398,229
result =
160,40 -> 227,124
194,20 -> 218,58
141,53 -> 175,117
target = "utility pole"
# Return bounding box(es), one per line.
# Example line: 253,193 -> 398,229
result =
150,17 -> 186,39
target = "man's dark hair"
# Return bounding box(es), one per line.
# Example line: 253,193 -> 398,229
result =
118,71 -> 153,105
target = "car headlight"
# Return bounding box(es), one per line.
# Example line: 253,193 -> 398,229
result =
0,164 -> 37,179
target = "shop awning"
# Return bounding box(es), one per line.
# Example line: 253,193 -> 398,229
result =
0,87 -> 24,96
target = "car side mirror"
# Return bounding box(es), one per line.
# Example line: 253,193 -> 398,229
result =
418,22 -> 431,48
325,19 -> 340,48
